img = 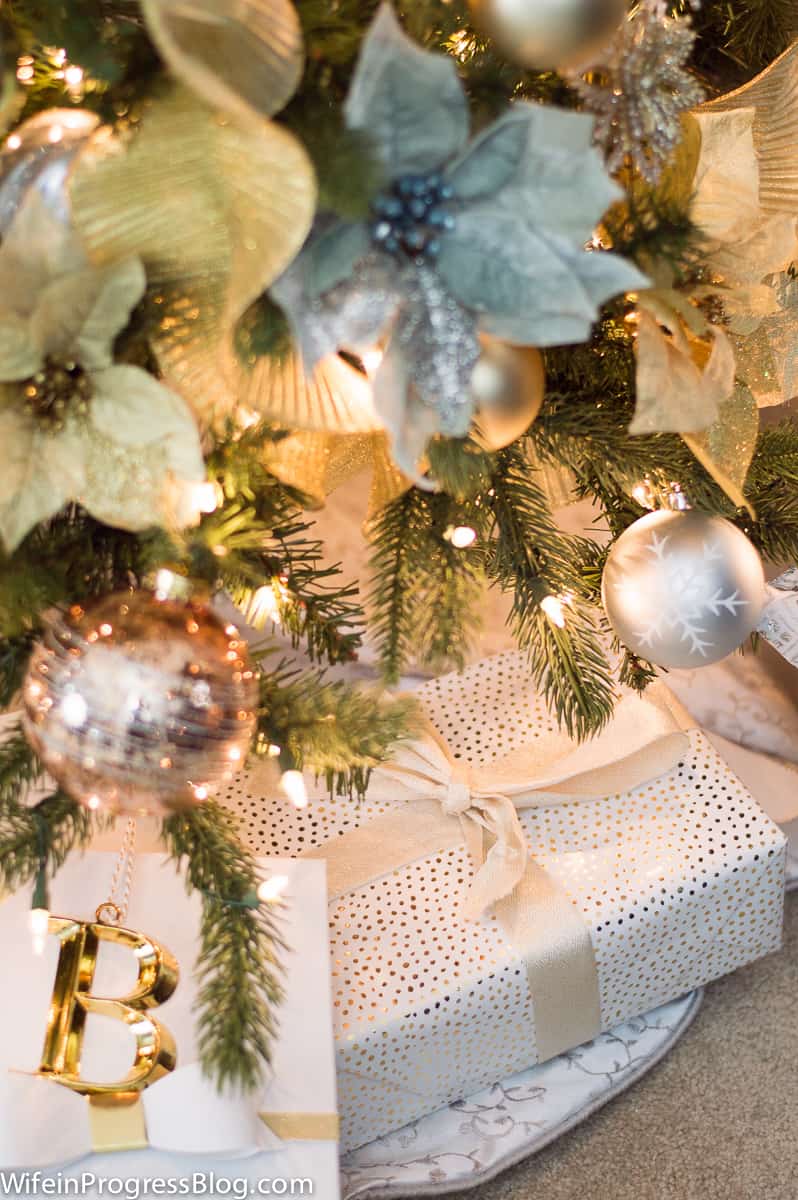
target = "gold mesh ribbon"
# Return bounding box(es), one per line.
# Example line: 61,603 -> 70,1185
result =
304,682 -> 694,1063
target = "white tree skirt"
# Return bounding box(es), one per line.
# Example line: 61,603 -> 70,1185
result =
340,991 -> 702,1199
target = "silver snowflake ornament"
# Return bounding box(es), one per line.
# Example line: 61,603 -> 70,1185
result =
601,510 -> 766,669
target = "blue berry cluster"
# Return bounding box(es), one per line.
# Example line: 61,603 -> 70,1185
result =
370,172 -> 457,261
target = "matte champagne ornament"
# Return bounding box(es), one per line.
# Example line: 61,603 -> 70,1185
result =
471,337 -> 545,451
22,588 -> 257,816
468,0 -> 627,70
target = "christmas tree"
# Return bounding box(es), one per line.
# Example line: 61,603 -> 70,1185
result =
0,0 -> 796,1087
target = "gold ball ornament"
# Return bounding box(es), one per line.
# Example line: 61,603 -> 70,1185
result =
468,0 -> 627,70
471,337 -> 545,451
22,589 -> 258,816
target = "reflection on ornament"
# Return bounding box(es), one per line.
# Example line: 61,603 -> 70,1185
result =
37,915 -> 178,1098
22,590 -> 258,816
471,337 -> 545,451
602,509 -> 766,669
0,108 -> 99,235
467,0 -> 626,69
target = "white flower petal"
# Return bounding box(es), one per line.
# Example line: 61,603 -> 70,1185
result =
0,192 -> 86,318
90,365 -> 202,447
0,409 -> 83,550
76,258 -> 147,370
30,258 -> 146,368
0,311 -> 42,380
81,366 -> 205,531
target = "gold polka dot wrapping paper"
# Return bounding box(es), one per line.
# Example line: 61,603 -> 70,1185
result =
221,651 -> 787,1152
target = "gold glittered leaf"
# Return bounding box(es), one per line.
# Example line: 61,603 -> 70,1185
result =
141,0 -> 304,122
263,430 -> 382,507
70,89 -> 316,424
368,433 -> 414,518
682,380 -> 759,517
237,350 -> 384,433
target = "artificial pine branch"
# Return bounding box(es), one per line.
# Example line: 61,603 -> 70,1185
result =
205,429 -> 365,664
161,802 -> 285,1092
256,661 -> 418,797
686,0 -> 797,81
0,787 -> 99,897
368,484 -> 487,681
368,488 -> 434,683
485,445 -> 615,740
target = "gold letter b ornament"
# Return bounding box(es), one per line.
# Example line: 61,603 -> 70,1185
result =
36,916 -> 179,1151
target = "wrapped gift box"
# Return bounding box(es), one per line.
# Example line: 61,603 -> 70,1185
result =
226,652 -> 787,1152
0,854 -> 340,1200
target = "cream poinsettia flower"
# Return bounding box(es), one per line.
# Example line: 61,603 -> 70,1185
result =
0,192 -> 206,552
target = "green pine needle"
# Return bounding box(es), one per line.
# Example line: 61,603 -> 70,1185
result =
161,802 -> 285,1092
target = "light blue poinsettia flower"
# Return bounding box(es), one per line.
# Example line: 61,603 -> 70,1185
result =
272,2 -> 648,479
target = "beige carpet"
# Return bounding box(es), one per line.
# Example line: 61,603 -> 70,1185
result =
445,891 -> 798,1200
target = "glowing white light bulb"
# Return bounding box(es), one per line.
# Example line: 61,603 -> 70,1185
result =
540,595 -> 568,629
87,794 -> 102,811
632,480 -> 657,510
236,406 -> 259,430
154,568 -> 177,600
30,908 -> 50,956
6,134 -> 21,150
48,124 -> 64,144
445,525 -> 477,549
280,769 -> 307,810
257,874 -> 289,903
246,581 -> 288,627
64,64 -> 84,87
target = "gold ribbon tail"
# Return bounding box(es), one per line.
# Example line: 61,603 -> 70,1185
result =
89,1096 -> 149,1153
259,1113 -> 339,1141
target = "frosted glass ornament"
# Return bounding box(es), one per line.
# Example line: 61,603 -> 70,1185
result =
602,510 -> 767,668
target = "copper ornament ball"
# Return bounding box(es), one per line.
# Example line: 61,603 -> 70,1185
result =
468,0 -> 626,71
22,590 -> 258,816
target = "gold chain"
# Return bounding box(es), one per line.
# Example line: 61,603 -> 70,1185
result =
95,818 -> 137,926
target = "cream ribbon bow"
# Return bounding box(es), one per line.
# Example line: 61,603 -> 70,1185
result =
310,683 -> 693,922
